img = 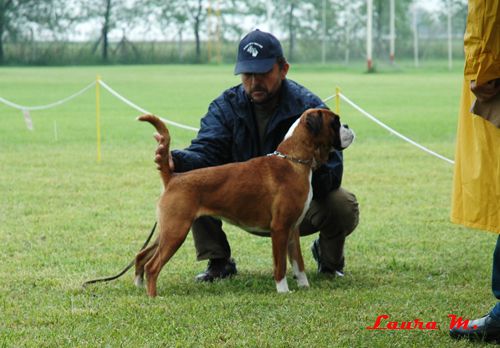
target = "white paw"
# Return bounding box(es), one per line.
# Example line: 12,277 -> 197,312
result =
291,260 -> 309,288
276,278 -> 290,293
296,272 -> 310,288
134,275 -> 144,288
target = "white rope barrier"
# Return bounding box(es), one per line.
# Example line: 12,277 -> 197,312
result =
0,78 -> 454,165
339,93 -> 455,165
0,81 -> 96,111
97,80 -> 200,132
322,95 -> 335,103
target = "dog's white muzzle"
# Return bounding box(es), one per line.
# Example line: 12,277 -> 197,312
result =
340,124 -> 355,149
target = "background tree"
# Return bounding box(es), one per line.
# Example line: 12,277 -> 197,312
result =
0,0 -> 63,64
0,0 -> 469,66
101,0 -> 111,61
271,0 -> 310,62
159,1 -> 189,62
153,0 -> 208,64
78,0 -> 138,62
437,0 -> 467,34
296,0 -> 342,62
370,0 -> 413,60
82,0 -> 118,62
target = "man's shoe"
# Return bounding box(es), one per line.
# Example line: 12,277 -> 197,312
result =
450,313 -> 500,343
195,258 -> 237,282
311,239 -> 344,277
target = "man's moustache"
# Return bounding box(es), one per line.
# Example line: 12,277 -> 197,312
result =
250,85 -> 267,92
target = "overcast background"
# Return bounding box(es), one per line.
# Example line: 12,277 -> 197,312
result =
0,0 -> 468,65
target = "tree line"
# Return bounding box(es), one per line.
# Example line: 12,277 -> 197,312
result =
0,0 -> 467,65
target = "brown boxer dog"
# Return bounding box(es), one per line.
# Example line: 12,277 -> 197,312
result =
135,108 -> 354,297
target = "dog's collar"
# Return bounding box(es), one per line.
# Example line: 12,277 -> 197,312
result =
267,151 -> 312,166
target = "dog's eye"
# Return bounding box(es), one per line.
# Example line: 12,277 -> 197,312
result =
306,112 -> 323,136
330,117 -> 340,130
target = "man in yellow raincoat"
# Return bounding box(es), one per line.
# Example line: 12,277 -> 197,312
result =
450,0 -> 500,342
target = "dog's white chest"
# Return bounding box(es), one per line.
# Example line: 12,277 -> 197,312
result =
284,117 -> 300,139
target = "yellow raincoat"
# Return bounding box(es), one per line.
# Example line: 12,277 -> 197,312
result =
451,0 -> 500,234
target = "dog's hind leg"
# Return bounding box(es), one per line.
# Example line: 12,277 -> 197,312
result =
287,229 -> 309,288
134,239 -> 159,288
144,221 -> 191,297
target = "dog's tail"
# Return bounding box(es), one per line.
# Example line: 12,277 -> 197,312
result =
137,114 -> 172,184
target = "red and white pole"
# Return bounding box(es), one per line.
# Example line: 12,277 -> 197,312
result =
389,0 -> 395,64
366,0 -> 373,70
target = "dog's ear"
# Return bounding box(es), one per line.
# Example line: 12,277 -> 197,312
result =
305,111 -> 323,136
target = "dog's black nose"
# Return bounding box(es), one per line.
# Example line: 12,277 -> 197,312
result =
344,124 -> 349,129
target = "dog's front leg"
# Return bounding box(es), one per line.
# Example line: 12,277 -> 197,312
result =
288,229 -> 309,288
271,227 -> 290,293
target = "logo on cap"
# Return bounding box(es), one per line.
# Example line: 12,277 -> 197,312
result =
243,42 -> 263,57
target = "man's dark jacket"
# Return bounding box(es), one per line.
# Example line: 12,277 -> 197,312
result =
171,79 -> 343,199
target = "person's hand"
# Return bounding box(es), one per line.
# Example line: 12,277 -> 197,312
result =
154,133 -> 175,171
471,79 -> 500,102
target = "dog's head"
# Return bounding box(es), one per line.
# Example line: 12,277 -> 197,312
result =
302,108 -> 355,164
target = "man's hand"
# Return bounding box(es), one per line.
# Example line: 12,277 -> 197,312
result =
154,133 -> 175,171
471,79 -> 500,102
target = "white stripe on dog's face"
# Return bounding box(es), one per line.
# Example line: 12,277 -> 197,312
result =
340,124 -> 355,149
284,117 -> 301,140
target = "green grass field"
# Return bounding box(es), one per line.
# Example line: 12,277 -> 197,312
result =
0,63 -> 496,347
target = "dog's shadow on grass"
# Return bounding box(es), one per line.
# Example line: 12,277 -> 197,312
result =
80,268 -> 385,298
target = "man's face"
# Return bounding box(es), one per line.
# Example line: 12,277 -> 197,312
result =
241,62 -> 289,104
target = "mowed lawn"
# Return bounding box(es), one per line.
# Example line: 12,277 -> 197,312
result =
0,64 -> 495,347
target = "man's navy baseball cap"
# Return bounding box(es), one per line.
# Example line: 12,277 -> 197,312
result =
234,29 -> 284,75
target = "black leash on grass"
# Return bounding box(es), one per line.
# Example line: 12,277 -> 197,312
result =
82,221 -> 157,288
